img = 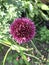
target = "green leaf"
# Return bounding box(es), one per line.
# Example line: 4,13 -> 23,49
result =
39,10 -> 49,20
0,38 -> 30,52
38,3 -> 49,10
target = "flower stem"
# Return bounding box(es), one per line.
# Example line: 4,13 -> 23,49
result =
3,47 -> 11,65
24,53 -> 41,62
18,46 -> 30,65
31,40 -> 42,56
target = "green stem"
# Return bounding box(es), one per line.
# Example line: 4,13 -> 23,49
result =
0,42 -> 10,47
19,46 -> 30,65
3,47 -> 11,65
24,53 -> 41,62
31,40 -> 42,56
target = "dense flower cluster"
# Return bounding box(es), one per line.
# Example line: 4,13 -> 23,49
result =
10,18 -> 36,44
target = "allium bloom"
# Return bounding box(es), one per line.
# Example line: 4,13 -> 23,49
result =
10,18 -> 36,44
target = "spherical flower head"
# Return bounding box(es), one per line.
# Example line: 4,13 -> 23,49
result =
10,17 -> 36,44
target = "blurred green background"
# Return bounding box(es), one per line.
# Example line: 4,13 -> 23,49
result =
0,0 -> 49,65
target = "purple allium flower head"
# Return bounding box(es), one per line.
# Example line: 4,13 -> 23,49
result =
10,18 -> 36,44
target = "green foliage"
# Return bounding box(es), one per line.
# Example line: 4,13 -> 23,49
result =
40,26 -> 49,43
0,0 -> 49,65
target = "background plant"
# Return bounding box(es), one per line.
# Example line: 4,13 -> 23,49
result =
0,0 -> 49,65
